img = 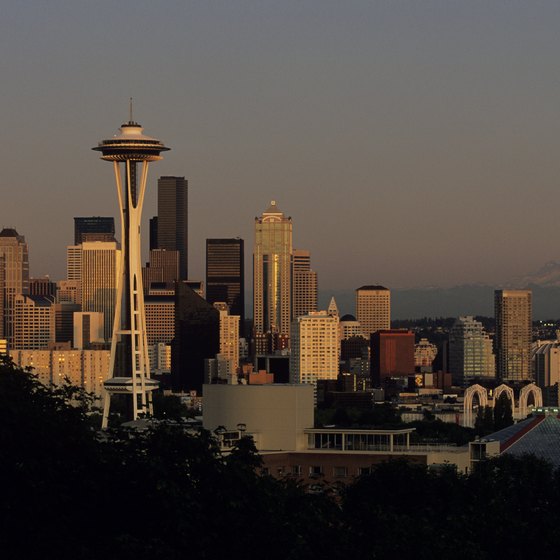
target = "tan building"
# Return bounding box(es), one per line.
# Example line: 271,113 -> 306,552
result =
10,348 -> 110,397
253,201 -> 292,352
290,311 -> 340,386
73,311 -> 105,349
13,295 -> 55,350
292,250 -> 318,320
214,302 -> 240,376
0,228 -> 29,345
203,383 -> 314,451
495,290 -> 532,381
355,285 -> 390,338
81,241 -> 120,341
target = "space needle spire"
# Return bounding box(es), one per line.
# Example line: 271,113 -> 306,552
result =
93,109 -> 170,428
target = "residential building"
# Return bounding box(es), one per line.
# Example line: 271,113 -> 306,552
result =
292,250 -> 317,319
448,316 -> 495,383
290,311 -> 340,386
13,295 -> 55,349
495,290 -> 532,381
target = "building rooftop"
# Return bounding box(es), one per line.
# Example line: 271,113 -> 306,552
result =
356,285 -> 389,291
0,228 -> 19,237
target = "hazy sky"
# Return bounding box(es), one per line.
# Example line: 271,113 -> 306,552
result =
2,1 -> 560,290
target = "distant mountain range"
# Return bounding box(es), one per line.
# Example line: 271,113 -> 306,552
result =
319,262 -> 560,320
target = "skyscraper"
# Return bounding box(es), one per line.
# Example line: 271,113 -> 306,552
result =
356,285 -> 391,338
214,302 -> 240,378
13,295 -> 54,349
206,238 -> 245,328
292,250 -> 318,319
157,176 -> 188,280
495,290 -> 532,381
172,282 -> 219,393
74,217 -> 115,244
253,201 -> 292,353
0,228 -> 29,345
80,241 -> 120,341
448,316 -> 495,384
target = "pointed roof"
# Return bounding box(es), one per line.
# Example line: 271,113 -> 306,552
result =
264,200 -> 282,214
327,297 -> 339,318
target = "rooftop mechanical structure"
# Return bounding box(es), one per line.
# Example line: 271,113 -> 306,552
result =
93,109 -> 170,428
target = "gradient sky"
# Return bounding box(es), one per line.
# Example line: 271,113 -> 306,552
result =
2,1 -> 560,291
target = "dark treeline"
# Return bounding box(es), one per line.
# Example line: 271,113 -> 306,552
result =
1,356 -> 560,559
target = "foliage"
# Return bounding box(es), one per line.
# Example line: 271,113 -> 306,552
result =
4,355 -> 560,559
493,392 -> 514,430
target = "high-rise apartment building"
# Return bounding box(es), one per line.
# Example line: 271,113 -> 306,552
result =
157,176 -> 188,280
290,311 -> 340,386
253,201 -> 292,353
81,241 -> 120,341
495,290 -> 532,381
206,238 -> 245,329
292,250 -> 318,319
74,217 -> 115,244
448,316 -> 495,383
214,302 -> 240,378
0,228 -> 29,345
356,285 -> 390,338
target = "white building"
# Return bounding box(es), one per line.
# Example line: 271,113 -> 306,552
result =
449,316 -> 495,383
290,311 -> 340,386
214,302 -> 240,376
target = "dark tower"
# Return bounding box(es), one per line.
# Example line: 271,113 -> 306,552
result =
206,238 -> 245,331
172,282 -> 220,393
157,176 -> 188,280
74,217 -> 115,244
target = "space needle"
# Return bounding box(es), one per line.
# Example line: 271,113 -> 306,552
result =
93,103 -> 170,428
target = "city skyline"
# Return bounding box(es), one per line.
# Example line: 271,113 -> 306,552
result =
2,3 -> 560,291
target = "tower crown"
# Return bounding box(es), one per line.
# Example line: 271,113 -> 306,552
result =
93,120 -> 170,162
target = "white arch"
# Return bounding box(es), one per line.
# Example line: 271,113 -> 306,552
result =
519,383 -> 543,417
463,384 -> 489,428
493,384 -> 514,408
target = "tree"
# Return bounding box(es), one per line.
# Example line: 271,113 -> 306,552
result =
493,393 -> 514,430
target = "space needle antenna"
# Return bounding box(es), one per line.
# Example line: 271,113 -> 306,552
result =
129,97 -> 133,123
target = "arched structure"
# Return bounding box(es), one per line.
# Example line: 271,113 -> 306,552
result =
493,384 -> 515,408
519,383 -> 543,417
463,384 -> 489,427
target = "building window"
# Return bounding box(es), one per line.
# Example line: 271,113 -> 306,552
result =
333,466 -> 348,478
292,465 -> 302,476
358,467 -> 371,476
309,465 -> 323,478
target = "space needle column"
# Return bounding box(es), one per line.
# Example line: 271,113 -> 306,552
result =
93,111 -> 170,429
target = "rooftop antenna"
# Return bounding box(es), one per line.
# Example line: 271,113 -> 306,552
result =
129,97 -> 133,123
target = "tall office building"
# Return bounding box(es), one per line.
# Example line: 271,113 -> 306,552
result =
206,238 -> 245,328
74,217 -> 115,244
370,330 -> 415,387
292,250 -> 318,319
253,201 -> 292,353
356,285 -> 391,338
81,241 -> 120,341
13,295 -> 55,350
448,316 -> 495,384
29,276 -> 57,298
157,176 -> 188,280
142,248 -> 180,292
0,228 -> 29,345
73,311 -> 105,349
495,290 -> 532,381
290,311 -> 340,386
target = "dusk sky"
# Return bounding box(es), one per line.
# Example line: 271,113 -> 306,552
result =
2,1 -> 560,290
